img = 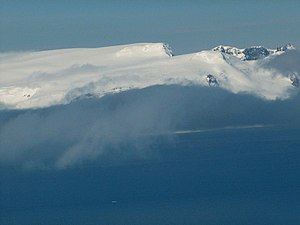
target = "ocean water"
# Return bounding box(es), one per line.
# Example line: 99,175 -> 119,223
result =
1,126 -> 300,225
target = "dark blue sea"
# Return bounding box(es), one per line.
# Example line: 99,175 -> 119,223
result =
1,126 -> 300,225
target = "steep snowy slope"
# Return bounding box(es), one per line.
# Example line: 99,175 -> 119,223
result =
0,42 -> 298,109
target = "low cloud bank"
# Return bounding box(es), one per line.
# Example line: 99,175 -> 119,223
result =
0,85 -> 299,169
263,50 -> 300,75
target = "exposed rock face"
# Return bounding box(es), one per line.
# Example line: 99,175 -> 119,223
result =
212,45 -> 244,58
290,73 -> 299,87
212,44 -> 296,61
162,43 -> 174,56
277,43 -> 295,52
242,46 -> 270,60
206,74 -> 219,87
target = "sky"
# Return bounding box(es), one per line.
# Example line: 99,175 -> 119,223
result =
0,0 -> 300,54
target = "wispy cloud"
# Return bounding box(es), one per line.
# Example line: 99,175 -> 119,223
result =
1,85 -> 299,170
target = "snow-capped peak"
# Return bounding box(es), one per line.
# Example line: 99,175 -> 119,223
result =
116,42 -> 173,57
212,45 -> 244,58
212,44 -> 296,61
275,43 -> 295,51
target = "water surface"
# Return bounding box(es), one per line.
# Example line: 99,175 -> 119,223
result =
1,126 -> 300,225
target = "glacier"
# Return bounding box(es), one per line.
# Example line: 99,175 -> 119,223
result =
0,42 -> 299,109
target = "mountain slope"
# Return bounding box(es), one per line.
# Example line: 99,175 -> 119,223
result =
0,42 -> 298,109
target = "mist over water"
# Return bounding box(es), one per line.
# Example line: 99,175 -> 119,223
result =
0,85 -> 299,169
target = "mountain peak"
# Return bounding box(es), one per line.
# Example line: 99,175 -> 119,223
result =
212,44 -> 296,61
116,43 -> 173,57
276,43 -> 295,51
212,45 -> 244,58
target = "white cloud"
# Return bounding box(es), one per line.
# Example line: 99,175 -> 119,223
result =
0,85 -> 299,170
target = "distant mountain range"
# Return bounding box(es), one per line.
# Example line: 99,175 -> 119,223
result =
212,43 -> 295,60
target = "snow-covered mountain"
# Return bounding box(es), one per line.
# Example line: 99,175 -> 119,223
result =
0,42 -> 298,109
212,43 -> 295,60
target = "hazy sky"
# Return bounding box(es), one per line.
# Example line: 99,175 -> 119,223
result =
1,0 -> 300,54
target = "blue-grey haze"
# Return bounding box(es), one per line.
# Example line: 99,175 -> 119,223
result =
1,0 -> 300,54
